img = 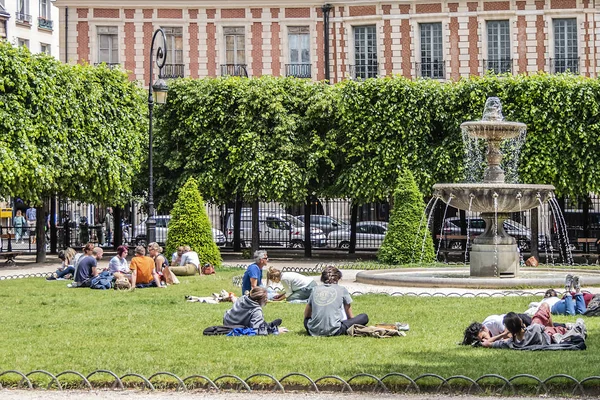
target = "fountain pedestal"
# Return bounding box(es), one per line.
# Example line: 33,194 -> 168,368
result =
470,213 -> 519,277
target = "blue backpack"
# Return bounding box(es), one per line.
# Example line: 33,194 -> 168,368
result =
90,271 -> 113,290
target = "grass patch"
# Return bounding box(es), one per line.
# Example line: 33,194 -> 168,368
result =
1,267 -> 599,390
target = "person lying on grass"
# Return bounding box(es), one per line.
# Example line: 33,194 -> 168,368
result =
524,275 -> 588,316
480,303 -> 586,349
223,287 -> 286,335
304,266 -> 369,336
267,268 -> 317,302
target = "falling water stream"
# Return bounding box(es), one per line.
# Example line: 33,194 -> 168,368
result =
464,195 -> 474,265
435,197 -> 453,261
412,197 -> 438,263
549,197 -> 574,265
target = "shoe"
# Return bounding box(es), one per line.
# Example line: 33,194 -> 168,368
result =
270,318 -> 282,327
395,322 -> 410,331
184,295 -> 191,300
553,333 -> 564,344
573,276 -> 581,291
46,275 -> 56,281
564,274 -> 573,293
56,278 -> 66,281
565,322 -> 575,330
575,318 -> 587,337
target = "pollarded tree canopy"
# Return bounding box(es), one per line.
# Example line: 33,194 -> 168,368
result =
165,177 -> 222,266
0,42 -> 146,205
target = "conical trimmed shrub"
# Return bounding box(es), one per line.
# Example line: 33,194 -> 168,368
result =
378,169 -> 435,264
166,177 -> 222,266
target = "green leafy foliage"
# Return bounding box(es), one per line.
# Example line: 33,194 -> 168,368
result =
0,41 -> 146,205
378,169 -> 435,264
166,177 -> 222,266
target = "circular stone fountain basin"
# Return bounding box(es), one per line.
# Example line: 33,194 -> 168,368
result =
461,120 -> 527,140
432,183 -> 555,213
356,268 -> 600,289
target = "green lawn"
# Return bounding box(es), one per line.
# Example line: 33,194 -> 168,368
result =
1,268 -> 598,390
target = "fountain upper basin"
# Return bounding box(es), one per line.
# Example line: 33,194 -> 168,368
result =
461,120 -> 527,140
432,183 -> 555,213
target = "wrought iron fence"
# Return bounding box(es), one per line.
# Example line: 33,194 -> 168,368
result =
15,12 -> 32,24
37,17 -> 53,30
349,62 -> 378,79
161,63 -> 185,79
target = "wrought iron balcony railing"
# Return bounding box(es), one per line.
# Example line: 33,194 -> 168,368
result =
220,64 -> 248,77
550,57 -> 579,74
483,58 -> 512,74
38,17 -> 53,30
160,64 -> 185,79
416,60 -> 445,79
285,63 -> 311,78
16,12 -> 32,24
349,62 -> 378,80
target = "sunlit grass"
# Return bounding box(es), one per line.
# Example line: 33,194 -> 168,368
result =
1,268 -> 598,389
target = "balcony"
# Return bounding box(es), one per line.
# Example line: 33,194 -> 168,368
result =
160,64 -> 185,79
550,57 -> 579,74
16,12 -> 32,25
93,62 -> 121,69
483,58 -> 512,74
416,60 -> 445,79
221,64 -> 248,77
285,63 -> 311,78
349,62 -> 378,80
38,17 -> 53,30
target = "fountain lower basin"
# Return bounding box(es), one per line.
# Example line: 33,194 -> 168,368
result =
432,183 -> 555,213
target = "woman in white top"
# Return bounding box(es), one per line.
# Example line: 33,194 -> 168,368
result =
267,268 -> 317,302
108,245 -> 129,274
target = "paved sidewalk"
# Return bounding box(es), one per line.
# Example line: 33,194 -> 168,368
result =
0,253 -> 564,296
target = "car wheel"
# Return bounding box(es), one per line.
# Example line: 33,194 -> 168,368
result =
290,240 -> 304,249
339,241 -> 350,250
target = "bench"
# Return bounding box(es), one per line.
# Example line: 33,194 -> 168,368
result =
0,251 -> 23,267
577,237 -> 599,253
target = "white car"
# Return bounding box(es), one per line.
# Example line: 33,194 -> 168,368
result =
327,221 -> 388,250
134,215 -> 226,247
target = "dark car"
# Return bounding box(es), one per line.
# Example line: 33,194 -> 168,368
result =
296,215 -> 348,235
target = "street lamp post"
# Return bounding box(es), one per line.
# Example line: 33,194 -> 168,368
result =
146,28 -> 168,245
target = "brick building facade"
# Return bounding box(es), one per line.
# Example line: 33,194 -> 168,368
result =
52,1 -> 600,84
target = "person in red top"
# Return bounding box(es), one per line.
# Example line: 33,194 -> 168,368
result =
129,245 -> 164,288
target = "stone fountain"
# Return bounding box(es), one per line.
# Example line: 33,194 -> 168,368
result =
432,97 -> 554,277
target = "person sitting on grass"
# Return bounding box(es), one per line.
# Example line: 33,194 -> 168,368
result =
267,268 -> 317,302
170,245 -> 199,276
47,248 -> 78,281
524,274 -> 587,316
108,245 -> 130,277
304,266 -> 369,337
481,303 -> 586,349
222,287 -> 285,335
171,246 -> 184,266
242,250 -> 268,295
70,246 -> 103,288
129,245 -> 164,288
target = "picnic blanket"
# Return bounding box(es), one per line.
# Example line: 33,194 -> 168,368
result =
346,324 -> 406,338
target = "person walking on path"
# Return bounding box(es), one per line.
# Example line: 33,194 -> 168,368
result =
104,207 -> 114,247
13,210 -> 27,244
25,206 -> 36,244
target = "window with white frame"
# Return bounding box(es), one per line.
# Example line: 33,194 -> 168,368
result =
16,0 -> 31,23
97,26 -> 119,65
161,27 -> 184,78
419,23 -> 444,79
222,27 -> 246,76
39,0 -> 49,19
17,37 -> 29,48
553,18 -> 578,73
486,20 -> 511,74
353,25 -> 377,79
287,26 -> 310,78
40,43 -> 50,54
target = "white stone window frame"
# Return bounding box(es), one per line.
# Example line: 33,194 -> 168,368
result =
160,25 -> 185,65
346,19 -> 381,79
281,23 -> 315,78
547,13 -> 581,72
95,25 -> 120,65
217,24 -> 249,72
415,19 -> 444,79
482,16 -> 515,75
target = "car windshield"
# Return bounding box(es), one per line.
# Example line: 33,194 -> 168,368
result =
279,214 -> 304,227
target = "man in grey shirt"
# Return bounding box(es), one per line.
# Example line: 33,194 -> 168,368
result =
304,266 -> 368,336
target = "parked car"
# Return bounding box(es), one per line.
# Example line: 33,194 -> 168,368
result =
439,216 -> 549,251
134,215 -> 226,247
327,221 -> 388,250
225,209 -> 327,249
296,215 -> 348,235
